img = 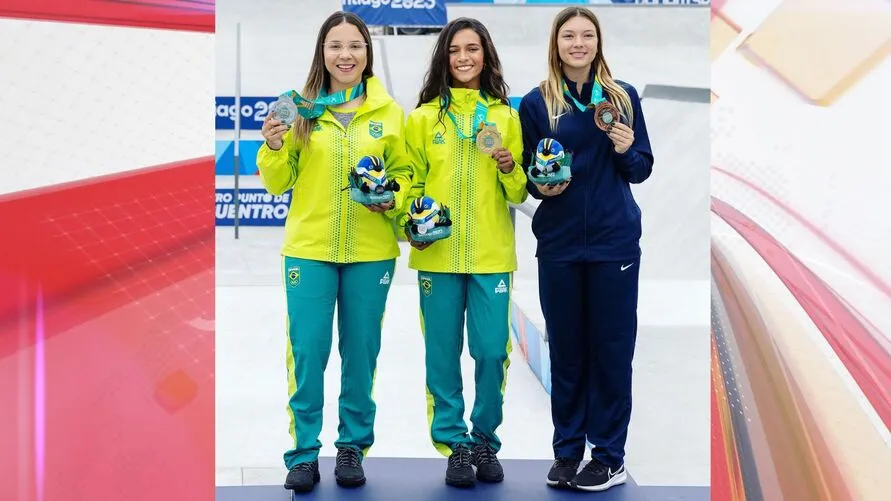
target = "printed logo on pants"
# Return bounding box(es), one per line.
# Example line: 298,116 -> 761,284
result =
380,271 -> 391,285
287,266 -> 300,287
495,279 -> 508,294
420,276 -> 432,297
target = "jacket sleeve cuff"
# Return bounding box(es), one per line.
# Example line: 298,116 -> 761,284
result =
498,163 -> 527,189
258,141 -> 288,159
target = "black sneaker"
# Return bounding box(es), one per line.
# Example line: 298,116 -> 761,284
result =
334,447 -> 366,487
284,461 -> 320,493
471,441 -> 504,483
572,458 -> 627,491
445,445 -> 475,487
546,458 -> 580,488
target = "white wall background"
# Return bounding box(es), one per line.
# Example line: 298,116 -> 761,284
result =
0,19 -> 214,196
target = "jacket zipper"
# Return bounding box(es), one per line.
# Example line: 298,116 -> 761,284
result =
338,117 -> 351,262
459,124 -> 468,273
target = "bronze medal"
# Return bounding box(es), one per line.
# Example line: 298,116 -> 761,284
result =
593,101 -> 620,131
475,123 -> 502,154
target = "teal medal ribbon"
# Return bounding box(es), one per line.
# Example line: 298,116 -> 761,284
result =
562,77 -> 621,131
562,77 -> 605,111
444,91 -> 493,141
281,81 -> 366,120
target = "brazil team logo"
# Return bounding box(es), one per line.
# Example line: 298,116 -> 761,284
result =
369,121 -> 383,139
420,276 -> 432,297
287,266 -> 300,287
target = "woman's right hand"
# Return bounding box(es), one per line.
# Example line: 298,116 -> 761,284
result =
538,181 -> 570,197
262,113 -> 289,150
404,227 -> 432,251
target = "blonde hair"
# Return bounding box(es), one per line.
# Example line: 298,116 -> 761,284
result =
539,7 -> 633,132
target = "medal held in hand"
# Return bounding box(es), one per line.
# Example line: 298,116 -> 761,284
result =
445,92 -> 503,155
562,78 -> 623,132
347,155 -> 400,205
271,82 -> 367,126
404,196 -> 452,243
475,123 -> 502,155
270,93 -> 299,127
592,101 -> 620,131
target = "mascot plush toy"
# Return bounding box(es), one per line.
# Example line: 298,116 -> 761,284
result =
528,138 -> 572,185
347,155 -> 401,205
404,196 -> 452,243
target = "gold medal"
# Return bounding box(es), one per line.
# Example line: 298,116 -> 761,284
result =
593,101 -> 620,131
475,123 -> 502,154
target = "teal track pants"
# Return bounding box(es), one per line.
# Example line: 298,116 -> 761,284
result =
417,271 -> 513,456
282,256 -> 395,468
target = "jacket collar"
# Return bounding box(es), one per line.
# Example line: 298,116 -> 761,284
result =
440,87 -> 500,113
562,67 -> 597,104
320,75 -> 391,120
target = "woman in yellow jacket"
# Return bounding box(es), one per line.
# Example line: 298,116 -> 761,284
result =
402,17 -> 528,488
256,12 -> 412,494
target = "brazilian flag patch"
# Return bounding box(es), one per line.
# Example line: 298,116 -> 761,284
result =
420,276 -> 432,297
287,266 -> 300,287
369,121 -> 383,139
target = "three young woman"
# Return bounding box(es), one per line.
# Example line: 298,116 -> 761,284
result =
518,6 -> 654,493
259,6 -> 651,495
257,11 -> 412,493
403,18 -> 527,488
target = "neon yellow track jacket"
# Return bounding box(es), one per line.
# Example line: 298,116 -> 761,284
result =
404,88 -> 528,274
256,76 -> 412,264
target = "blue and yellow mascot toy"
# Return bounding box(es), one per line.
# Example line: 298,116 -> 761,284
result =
528,138 -> 572,185
403,196 -> 452,243
348,155 -> 401,205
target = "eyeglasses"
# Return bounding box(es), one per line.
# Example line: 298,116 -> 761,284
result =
323,41 -> 368,54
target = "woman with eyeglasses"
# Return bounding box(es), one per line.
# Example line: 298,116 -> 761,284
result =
256,11 -> 412,494
518,6 -> 654,493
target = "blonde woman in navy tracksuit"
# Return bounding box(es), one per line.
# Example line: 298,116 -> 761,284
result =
518,7 -> 653,493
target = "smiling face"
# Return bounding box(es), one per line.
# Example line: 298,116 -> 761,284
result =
323,21 -> 368,92
556,15 -> 599,74
448,28 -> 484,89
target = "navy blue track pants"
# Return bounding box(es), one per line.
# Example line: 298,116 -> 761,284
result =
538,257 -> 640,468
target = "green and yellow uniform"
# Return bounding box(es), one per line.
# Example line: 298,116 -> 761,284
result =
256,76 -> 411,467
403,87 -> 527,455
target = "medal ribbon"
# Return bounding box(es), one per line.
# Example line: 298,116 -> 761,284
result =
562,77 -> 606,112
444,91 -> 492,141
283,81 -> 366,119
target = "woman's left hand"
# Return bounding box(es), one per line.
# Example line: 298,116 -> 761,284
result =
491,148 -> 515,174
365,200 -> 395,213
607,123 -> 634,154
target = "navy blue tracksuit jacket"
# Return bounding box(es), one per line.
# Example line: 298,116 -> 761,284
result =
518,75 -> 654,468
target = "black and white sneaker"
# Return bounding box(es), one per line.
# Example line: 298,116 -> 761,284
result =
284,461 -> 320,493
572,458 -> 627,491
445,445 -> 475,487
546,458 -> 580,488
334,447 -> 366,487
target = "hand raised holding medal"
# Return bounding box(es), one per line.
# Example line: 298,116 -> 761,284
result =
445,92 -> 513,172
564,78 -> 633,153
475,122 -> 515,173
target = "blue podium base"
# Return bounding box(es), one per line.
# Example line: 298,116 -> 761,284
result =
216,458 -> 708,501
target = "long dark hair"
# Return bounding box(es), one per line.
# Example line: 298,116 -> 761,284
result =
292,11 -> 374,146
416,17 -> 510,125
